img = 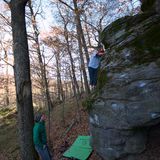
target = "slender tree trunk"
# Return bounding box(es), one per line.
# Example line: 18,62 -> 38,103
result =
28,0 -> 46,107
73,18 -> 90,94
54,51 -> 65,123
55,52 -> 63,101
4,49 -> 9,106
73,0 -> 89,64
56,73 -> 61,101
58,0 -> 90,95
64,81 -> 68,98
43,62 -> 52,143
80,66 -> 84,93
10,0 -> 35,159
58,7 -> 81,97
28,1 -> 53,144
59,76 -> 65,124
76,29 -> 90,95
72,0 -> 90,95
64,25 -> 81,97
61,90 -> 65,124
69,81 -> 73,98
84,15 -> 92,47
28,0 -> 52,108
69,67 -> 76,96
69,67 -> 81,122
68,69 -> 74,97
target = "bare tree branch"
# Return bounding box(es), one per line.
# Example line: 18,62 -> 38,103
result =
34,0 -> 42,16
98,11 -> 108,31
0,57 -> 13,67
45,54 -> 55,66
0,13 -> 11,27
58,0 -> 74,11
82,18 -> 99,32
27,34 -> 36,41
3,0 -> 10,4
0,41 -> 13,67
81,0 -> 89,9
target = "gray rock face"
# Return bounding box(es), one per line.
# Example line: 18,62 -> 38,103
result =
89,11 -> 160,160
141,0 -> 160,14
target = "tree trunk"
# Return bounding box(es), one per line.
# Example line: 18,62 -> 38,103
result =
54,51 -> 65,123
4,49 -> 9,106
76,28 -> 90,95
69,67 -> 76,96
84,15 -> 92,47
10,0 -> 35,159
43,63 -> 52,143
80,66 -> 84,93
64,81 -> 68,98
64,24 -> 81,98
68,68 -> 74,97
73,0 -> 89,64
69,67 -> 81,122
73,0 -> 90,95
55,51 -> 63,101
28,0 -> 53,145
58,0 -> 90,95
28,0 -> 52,108
28,0 -> 46,103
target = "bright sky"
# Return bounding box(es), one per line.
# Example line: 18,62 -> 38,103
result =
0,0 -> 141,76
0,0 -> 141,33
0,0 -> 54,31
38,0 -> 54,31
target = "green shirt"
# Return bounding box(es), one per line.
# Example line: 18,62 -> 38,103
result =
33,121 -> 47,148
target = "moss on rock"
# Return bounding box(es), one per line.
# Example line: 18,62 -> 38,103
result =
130,23 -> 160,64
101,12 -> 156,49
82,96 -> 95,111
83,69 -> 108,111
97,69 -> 108,90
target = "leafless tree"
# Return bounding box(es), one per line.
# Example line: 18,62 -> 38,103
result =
3,0 -> 35,159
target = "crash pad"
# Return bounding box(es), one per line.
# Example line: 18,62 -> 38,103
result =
63,136 -> 92,160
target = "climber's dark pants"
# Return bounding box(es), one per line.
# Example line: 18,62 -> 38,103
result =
35,145 -> 51,160
88,67 -> 98,86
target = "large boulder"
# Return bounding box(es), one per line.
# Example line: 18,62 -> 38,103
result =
89,11 -> 160,160
141,0 -> 160,14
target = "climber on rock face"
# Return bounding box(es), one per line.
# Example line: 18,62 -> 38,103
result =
88,45 -> 105,89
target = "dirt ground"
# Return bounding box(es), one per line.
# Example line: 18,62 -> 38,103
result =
50,99 -> 102,160
0,100 -> 160,160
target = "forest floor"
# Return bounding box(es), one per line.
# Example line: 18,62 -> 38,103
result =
49,98 -> 102,160
0,98 -> 102,160
0,99 -> 160,160
0,106 -> 20,160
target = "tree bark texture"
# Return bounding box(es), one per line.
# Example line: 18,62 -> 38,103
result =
72,0 -> 90,95
64,24 -> 81,98
69,66 -> 81,121
10,0 -> 35,159
55,51 -> 64,101
73,0 -> 89,64
4,49 -> 9,106
75,24 -> 90,95
28,0 -> 53,144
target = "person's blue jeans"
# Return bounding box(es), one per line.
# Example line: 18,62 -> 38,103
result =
35,145 -> 51,160
88,67 -> 98,86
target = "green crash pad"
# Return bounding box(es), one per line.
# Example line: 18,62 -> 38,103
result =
63,136 -> 92,160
